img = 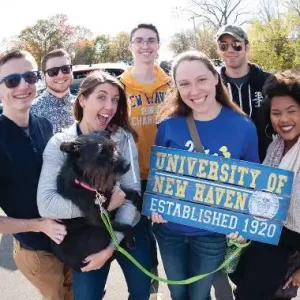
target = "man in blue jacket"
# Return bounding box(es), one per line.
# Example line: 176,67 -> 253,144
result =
216,24 -> 272,162
0,50 -> 72,299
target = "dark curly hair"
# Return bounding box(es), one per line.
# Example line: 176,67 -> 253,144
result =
261,71 -> 300,134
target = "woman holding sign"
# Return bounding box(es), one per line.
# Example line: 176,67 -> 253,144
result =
233,71 -> 300,300
151,51 -> 259,300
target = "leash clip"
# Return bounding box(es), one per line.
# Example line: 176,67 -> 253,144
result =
95,190 -> 107,210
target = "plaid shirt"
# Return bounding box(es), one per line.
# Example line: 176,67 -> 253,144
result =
31,90 -> 75,133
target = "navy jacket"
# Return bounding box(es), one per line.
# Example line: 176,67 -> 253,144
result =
0,114 -> 53,251
221,64 -> 272,161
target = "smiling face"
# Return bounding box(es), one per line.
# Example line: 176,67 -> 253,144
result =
44,55 -> 73,95
0,56 -> 37,114
130,28 -> 159,65
79,83 -> 120,132
175,59 -> 219,119
270,95 -> 300,149
218,34 -> 249,70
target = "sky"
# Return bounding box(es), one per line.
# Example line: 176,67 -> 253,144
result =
0,0 -> 193,59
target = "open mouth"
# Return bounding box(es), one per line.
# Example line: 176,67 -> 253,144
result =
14,93 -> 32,99
54,79 -> 68,84
140,52 -> 152,56
280,125 -> 294,133
191,96 -> 207,104
97,114 -> 110,126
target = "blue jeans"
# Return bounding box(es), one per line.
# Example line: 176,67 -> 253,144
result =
73,217 -> 151,300
153,224 -> 226,300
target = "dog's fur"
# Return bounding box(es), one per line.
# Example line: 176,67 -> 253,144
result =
50,131 -> 141,271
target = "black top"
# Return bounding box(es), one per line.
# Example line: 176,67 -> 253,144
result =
221,63 -> 273,162
0,114 -> 53,251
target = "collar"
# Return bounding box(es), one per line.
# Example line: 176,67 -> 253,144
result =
44,90 -> 73,106
74,179 -> 107,207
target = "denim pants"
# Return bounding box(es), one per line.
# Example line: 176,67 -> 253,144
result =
153,224 -> 226,300
72,217 -> 151,300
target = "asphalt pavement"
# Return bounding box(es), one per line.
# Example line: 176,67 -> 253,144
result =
0,207 -> 299,300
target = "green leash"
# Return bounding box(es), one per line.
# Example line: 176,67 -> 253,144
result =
101,210 -> 250,285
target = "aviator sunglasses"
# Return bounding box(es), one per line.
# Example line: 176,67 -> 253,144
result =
44,64 -> 73,77
218,41 -> 244,52
0,71 -> 41,89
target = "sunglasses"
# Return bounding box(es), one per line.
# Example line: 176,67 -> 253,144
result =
0,71 -> 41,89
218,41 -> 243,52
44,65 -> 72,77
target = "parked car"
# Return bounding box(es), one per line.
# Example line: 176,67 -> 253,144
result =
71,63 -> 127,95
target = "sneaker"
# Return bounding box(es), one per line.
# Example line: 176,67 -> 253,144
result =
149,293 -> 163,300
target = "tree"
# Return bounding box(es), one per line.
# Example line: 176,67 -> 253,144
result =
17,14 -> 92,67
72,40 -> 95,65
196,28 -> 219,59
169,28 -> 219,59
286,0 -> 300,17
169,30 -> 194,55
258,0 -> 281,22
94,34 -> 112,63
109,32 -> 132,62
175,0 -> 251,29
249,16 -> 299,72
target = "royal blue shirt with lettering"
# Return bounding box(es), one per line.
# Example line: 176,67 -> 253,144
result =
155,106 -> 260,236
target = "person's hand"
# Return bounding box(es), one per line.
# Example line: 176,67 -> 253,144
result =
107,185 -> 126,212
151,212 -> 168,224
81,247 -> 114,272
227,231 -> 247,244
283,269 -> 300,289
39,218 -> 67,244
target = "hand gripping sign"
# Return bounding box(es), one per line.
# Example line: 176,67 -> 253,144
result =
142,146 -> 294,245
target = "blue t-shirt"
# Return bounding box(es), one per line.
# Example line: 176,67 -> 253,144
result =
155,106 -> 259,236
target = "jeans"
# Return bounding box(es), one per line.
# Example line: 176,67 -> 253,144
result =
141,179 -> 159,269
153,224 -> 226,300
72,217 -> 151,300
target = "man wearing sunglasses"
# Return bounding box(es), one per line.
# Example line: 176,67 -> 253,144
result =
0,50 -> 72,299
31,49 -> 74,133
216,24 -> 272,163
213,24 -> 272,300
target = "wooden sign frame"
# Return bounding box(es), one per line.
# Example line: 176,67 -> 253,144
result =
142,146 -> 294,245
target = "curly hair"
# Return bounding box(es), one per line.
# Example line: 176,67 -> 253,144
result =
261,71 -> 300,133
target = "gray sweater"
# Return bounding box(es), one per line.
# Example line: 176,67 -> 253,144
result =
37,123 -> 141,244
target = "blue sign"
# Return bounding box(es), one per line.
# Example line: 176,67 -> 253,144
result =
149,146 -> 293,196
142,146 -> 294,245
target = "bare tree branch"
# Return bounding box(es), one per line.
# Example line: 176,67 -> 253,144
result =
185,0 -> 251,28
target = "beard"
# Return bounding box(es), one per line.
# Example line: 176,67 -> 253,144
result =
47,82 -> 70,95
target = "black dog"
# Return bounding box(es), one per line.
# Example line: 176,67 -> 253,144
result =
51,131 -> 141,271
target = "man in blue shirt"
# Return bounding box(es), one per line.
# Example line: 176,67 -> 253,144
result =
0,50 -> 72,299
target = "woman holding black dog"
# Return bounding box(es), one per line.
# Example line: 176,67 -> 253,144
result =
37,71 -> 151,300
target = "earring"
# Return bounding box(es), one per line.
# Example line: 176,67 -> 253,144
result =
265,124 -> 273,139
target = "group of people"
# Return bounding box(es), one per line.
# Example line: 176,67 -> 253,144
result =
0,21 -> 299,300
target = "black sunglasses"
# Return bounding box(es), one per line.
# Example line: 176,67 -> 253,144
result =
218,41 -> 243,52
44,65 -> 73,77
0,71 -> 41,89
